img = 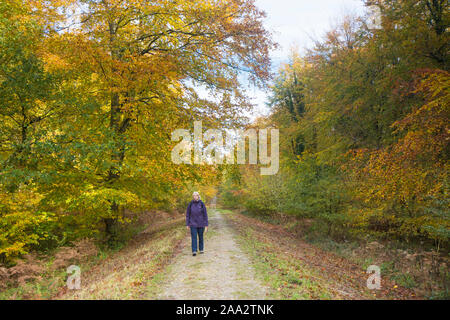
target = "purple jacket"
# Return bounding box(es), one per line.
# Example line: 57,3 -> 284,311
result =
186,200 -> 208,227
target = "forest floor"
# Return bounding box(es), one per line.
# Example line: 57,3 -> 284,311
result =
1,208 -> 426,300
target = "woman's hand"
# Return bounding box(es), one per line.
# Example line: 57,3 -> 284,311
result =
205,226 -> 208,233
186,226 -> 189,231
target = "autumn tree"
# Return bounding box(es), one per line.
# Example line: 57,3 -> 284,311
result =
0,0 -> 90,260
0,0 -> 274,260
38,0 -> 274,244
222,1 -> 449,248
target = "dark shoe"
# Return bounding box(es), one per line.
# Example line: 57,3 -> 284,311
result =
199,251 -> 204,254
193,252 -> 197,256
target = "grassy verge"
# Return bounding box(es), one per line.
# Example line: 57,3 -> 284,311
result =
0,217 -> 186,300
220,208 -> 422,300
62,219 -> 186,299
229,208 -> 448,299
219,209 -> 346,299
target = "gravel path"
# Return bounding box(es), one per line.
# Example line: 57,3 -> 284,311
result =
156,209 -> 269,300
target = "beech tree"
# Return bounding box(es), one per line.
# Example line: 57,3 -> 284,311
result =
0,0 -> 275,258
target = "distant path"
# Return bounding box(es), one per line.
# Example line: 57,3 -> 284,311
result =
156,209 -> 269,299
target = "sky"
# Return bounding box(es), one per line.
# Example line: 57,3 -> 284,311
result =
246,0 -> 368,119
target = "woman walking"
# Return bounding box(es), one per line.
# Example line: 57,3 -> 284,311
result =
186,192 -> 208,256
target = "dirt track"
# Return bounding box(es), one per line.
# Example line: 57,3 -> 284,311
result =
157,209 -> 269,299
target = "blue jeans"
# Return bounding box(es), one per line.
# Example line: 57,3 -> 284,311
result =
190,226 -> 204,253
